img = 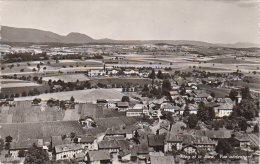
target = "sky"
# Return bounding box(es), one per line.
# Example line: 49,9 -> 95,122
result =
0,0 -> 259,44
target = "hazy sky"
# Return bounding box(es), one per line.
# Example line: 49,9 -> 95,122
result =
1,0 -> 259,43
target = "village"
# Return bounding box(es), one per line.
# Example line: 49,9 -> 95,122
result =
0,44 -> 259,163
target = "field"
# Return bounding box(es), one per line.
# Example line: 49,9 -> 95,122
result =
0,79 -> 50,98
0,100 -> 105,124
89,77 -> 153,87
0,121 -> 85,141
42,73 -> 89,82
14,88 -> 126,103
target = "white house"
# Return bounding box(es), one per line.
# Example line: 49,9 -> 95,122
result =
215,103 -> 233,117
55,144 -> 84,161
126,109 -> 143,117
88,69 -> 105,77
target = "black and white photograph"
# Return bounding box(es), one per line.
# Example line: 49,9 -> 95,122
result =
0,0 -> 259,163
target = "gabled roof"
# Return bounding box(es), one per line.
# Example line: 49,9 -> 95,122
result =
217,103 -> 233,110
79,136 -> 95,143
117,102 -> 129,107
148,135 -> 166,147
88,150 -> 111,161
127,109 -> 143,113
150,156 -> 175,164
55,143 -> 83,153
205,130 -> 231,139
165,133 -> 195,144
98,140 -> 129,150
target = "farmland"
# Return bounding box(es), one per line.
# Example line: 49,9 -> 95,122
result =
14,88 -> 125,103
42,73 -> 89,82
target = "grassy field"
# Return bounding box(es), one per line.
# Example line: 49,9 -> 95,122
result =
0,101 -> 65,123
89,77 -> 153,87
42,73 -> 89,82
0,121 -> 85,141
14,88 -> 125,103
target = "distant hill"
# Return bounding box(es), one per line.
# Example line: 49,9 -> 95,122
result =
1,26 -> 259,48
1,26 -> 93,43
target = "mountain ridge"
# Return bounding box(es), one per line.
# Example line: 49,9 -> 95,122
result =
1,26 -> 259,48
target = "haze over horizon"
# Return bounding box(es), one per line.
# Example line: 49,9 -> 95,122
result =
1,0 -> 259,44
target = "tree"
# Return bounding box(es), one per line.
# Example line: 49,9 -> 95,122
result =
62,135 -> 67,140
157,70 -> 164,79
187,114 -> 198,129
142,84 -> 149,92
149,69 -> 156,87
18,149 -> 26,157
183,105 -> 190,117
121,96 -> 130,102
70,96 -> 75,102
70,132 -> 76,139
216,139 -> 234,155
229,89 -> 238,101
239,119 -> 248,131
162,79 -> 171,96
236,98 -> 257,120
25,144 -> 49,163
0,138 -> 4,152
253,124 -> 259,133
5,136 -> 12,143
197,102 -> 215,122
32,68 -> 37,72
241,87 -> 251,99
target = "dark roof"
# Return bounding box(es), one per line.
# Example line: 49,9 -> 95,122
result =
205,130 -> 231,139
99,140 -> 129,150
55,143 -> 83,153
117,102 -> 129,107
79,136 -> 96,143
148,135 -> 165,147
150,156 -> 175,164
88,150 -> 111,161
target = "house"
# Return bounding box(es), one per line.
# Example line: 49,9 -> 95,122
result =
79,116 -> 95,128
164,133 -> 195,152
234,136 -> 251,149
149,155 -> 175,164
105,100 -> 117,109
108,69 -> 118,75
215,103 -> 233,117
87,150 -> 111,164
96,99 -> 107,104
88,69 -> 105,77
104,128 -> 133,140
161,103 -> 176,113
185,87 -> 193,94
123,69 -> 139,75
64,100 -> 75,110
193,136 -> 217,152
193,90 -> 209,102
9,139 -> 44,159
98,140 -> 129,153
205,130 -> 231,141
126,109 -> 144,117
55,143 -> 84,161
78,136 -> 98,151
51,136 -> 71,150
182,145 -> 197,154
169,91 -> 179,99
116,102 -> 129,112
147,135 -> 165,152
